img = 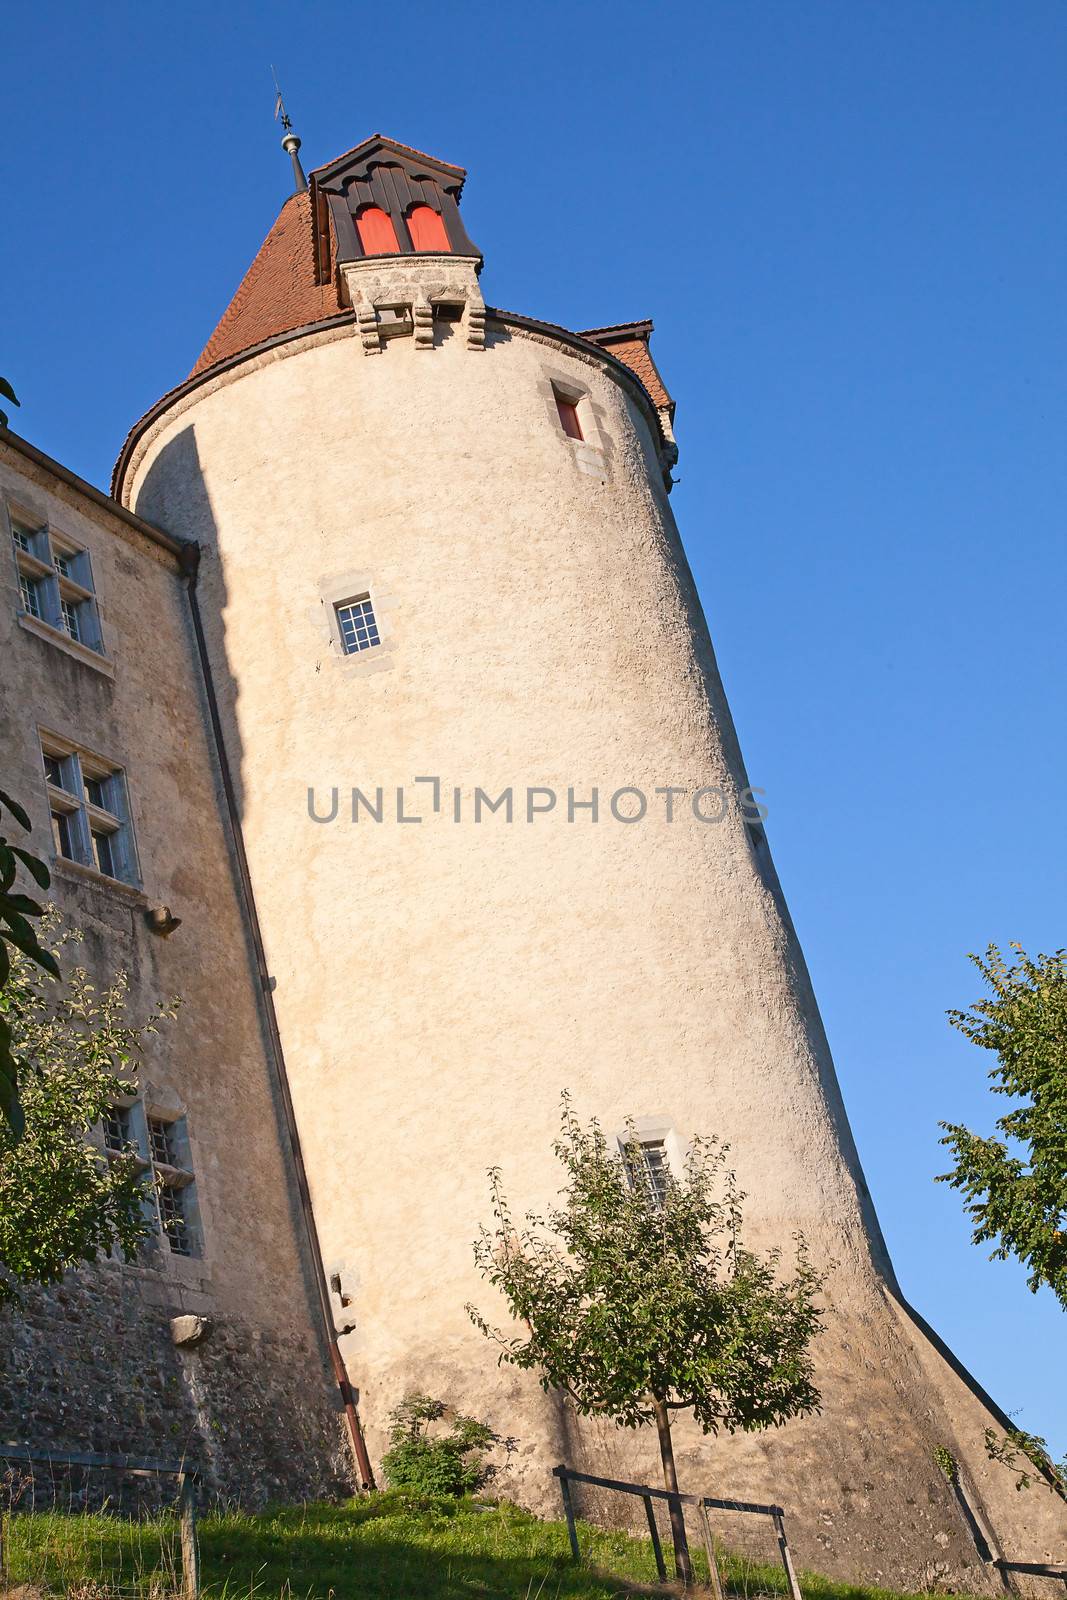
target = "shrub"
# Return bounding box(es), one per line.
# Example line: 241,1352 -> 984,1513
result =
381,1394 -> 503,1497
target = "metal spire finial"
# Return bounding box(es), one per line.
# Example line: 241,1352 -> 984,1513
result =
272,66 -> 308,195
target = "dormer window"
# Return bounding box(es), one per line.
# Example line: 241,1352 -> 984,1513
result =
407,205 -> 451,252
355,205 -> 400,256
313,137 -> 481,275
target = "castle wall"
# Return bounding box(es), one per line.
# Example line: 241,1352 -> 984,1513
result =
0,436 -> 350,1502
123,322 -> 1066,1586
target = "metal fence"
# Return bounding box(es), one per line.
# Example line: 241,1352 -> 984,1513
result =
553,1462 -> 803,1598
0,1445 -> 200,1599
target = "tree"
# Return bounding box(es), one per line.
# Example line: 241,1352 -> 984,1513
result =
0,785 -> 60,1137
468,1099 -> 824,1583
938,943 -> 1067,1311
0,921 -> 176,1306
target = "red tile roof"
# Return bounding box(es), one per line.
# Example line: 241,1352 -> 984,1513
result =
580,323 -> 673,414
189,191 -> 344,379
186,160 -> 671,423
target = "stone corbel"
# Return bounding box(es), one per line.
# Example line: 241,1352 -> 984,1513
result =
464,283 -> 486,352
412,288 -> 433,351
354,290 -> 382,355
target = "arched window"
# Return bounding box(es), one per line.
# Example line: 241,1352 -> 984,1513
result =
356,206 -> 400,255
407,205 -> 451,252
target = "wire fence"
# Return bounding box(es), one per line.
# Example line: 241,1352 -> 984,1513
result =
0,1447 -> 200,1599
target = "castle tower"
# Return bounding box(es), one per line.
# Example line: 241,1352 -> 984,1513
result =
115,136 -> 1065,1585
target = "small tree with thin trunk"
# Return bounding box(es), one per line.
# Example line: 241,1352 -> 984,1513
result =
468,1098 -> 824,1583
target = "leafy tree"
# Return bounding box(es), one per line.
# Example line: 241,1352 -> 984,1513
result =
468,1099 -> 824,1583
0,786 -> 60,1137
380,1393 -> 507,1497
0,921 -> 176,1306
939,943 -> 1067,1310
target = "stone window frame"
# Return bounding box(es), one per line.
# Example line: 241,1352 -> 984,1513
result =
310,570 -> 399,677
616,1115 -> 686,1210
39,728 -> 141,891
99,1090 -> 207,1265
4,497 -> 112,677
537,366 -> 614,481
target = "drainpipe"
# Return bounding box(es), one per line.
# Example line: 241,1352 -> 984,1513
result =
179,543 -> 375,1491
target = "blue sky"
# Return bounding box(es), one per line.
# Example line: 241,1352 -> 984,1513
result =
4,2 -> 1065,1454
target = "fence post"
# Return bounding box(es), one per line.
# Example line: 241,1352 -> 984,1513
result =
772,1507 -> 802,1600
643,1493 -> 667,1582
554,1466 -> 581,1563
699,1503 -> 725,1600
179,1473 -> 200,1600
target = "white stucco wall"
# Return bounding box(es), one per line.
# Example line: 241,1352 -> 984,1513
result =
123,318 -> 1066,1587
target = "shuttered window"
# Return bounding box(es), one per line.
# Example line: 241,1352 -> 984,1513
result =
407,205 -> 451,252
356,206 -> 400,255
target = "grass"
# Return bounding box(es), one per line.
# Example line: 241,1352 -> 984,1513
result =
1,1492 -> 979,1600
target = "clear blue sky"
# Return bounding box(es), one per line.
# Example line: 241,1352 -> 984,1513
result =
5,2 -> 1064,1454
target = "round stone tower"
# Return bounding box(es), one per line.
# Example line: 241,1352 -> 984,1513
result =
115,135 -> 1065,1585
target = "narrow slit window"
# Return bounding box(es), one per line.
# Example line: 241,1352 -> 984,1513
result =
554,390 -> 584,441
336,595 -> 381,655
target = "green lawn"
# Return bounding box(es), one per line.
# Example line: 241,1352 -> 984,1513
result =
2,1492 -> 975,1600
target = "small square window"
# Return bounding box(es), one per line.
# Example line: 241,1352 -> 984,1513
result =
12,521 -> 34,554
336,595 -> 381,655
554,389 -> 584,441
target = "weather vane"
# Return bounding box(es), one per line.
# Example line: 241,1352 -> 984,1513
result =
271,66 -> 307,194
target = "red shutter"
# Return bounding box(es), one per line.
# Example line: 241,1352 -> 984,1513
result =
555,394 -> 583,440
407,205 -> 451,252
356,206 -> 400,255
